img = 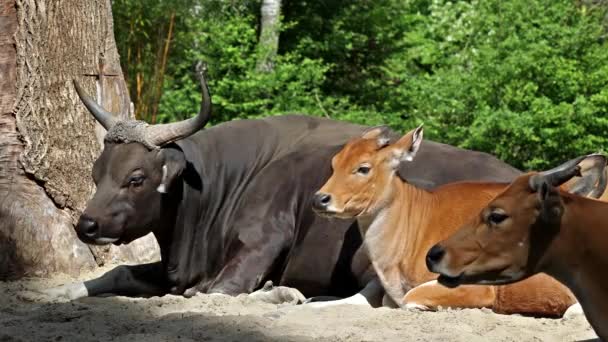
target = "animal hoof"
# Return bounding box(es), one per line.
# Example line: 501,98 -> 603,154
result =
261,280 -> 274,292
248,285 -> 305,305
17,290 -> 47,303
183,287 -> 200,298
404,303 -> 430,311
17,289 -> 69,303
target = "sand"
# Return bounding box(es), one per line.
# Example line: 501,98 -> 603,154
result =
0,265 -> 598,342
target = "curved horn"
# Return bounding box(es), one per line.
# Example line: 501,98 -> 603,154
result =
542,155 -> 587,187
73,80 -> 117,130
567,154 -> 607,197
145,62 -> 212,146
529,155 -> 589,192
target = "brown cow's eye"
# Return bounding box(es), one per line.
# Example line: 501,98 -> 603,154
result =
357,165 -> 371,175
488,212 -> 508,225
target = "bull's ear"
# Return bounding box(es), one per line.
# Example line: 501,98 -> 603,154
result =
156,148 -> 186,194
361,125 -> 391,148
389,125 -> 423,168
562,153 -> 607,199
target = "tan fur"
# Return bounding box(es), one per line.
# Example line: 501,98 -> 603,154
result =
493,276 -> 576,317
403,281 -> 496,310
317,128 -> 587,317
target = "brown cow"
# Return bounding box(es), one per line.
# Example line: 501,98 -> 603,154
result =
311,126 -> 606,316
427,162 -> 608,339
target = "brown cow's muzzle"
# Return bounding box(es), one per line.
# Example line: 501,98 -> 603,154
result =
426,243 -> 465,288
426,244 -> 446,272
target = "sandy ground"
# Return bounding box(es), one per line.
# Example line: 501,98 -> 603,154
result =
0,265 -> 598,342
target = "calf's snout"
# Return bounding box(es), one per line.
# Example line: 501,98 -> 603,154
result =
312,192 -> 332,211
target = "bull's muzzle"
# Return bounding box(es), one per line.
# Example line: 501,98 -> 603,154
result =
77,215 -> 99,240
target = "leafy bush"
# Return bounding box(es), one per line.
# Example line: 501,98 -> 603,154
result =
113,0 -> 608,170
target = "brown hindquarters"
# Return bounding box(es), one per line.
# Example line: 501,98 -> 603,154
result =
493,274 -> 576,317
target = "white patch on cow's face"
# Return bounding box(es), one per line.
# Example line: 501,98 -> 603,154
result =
156,165 -> 168,193
429,253 -> 460,278
325,204 -> 342,214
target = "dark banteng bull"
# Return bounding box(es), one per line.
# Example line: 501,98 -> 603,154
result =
30,68 -> 526,302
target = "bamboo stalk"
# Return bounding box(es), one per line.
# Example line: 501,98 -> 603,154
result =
150,12 -> 175,124
136,45 -> 143,120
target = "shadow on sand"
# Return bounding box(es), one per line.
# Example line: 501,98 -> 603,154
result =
0,295 -> 318,342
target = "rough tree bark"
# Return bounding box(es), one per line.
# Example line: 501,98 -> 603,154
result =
0,0 -> 159,280
256,0 -> 281,73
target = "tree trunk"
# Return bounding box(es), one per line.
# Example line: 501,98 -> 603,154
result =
0,0 -> 159,280
256,0 -> 281,73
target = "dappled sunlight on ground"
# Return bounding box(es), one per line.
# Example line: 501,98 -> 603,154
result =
0,264 -> 598,342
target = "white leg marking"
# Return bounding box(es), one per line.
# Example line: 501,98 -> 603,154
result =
563,302 -> 584,319
305,293 -> 372,308
305,278 -> 384,309
402,280 -> 437,311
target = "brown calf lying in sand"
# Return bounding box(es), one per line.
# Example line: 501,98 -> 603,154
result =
312,126 -> 606,316
428,159 -> 608,339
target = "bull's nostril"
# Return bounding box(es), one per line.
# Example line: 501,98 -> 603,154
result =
426,244 -> 445,268
313,192 -> 332,210
79,217 -> 99,238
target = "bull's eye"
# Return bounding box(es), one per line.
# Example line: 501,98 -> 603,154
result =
129,175 -> 145,187
356,165 -> 371,175
488,212 -> 508,225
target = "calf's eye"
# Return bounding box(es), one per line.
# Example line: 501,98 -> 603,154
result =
357,165 -> 371,175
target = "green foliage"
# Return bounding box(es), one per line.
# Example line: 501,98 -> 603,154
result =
112,0 -> 608,170
377,0 -> 608,169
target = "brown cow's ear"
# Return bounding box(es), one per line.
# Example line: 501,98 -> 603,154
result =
361,125 -> 391,148
156,148 -> 186,193
530,176 -> 564,223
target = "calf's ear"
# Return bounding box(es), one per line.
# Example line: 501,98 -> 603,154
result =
389,125 -> 423,168
155,148 -> 186,193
